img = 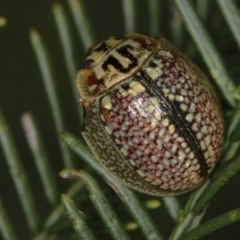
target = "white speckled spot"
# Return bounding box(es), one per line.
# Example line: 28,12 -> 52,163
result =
176,95 -> 184,102
156,139 -> 162,149
105,126 -> 112,135
196,132 -> 202,140
162,88 -> 170,94
150,97 -> 160,107
192,123 -> 198,131
155,112 -> 161,120
144,148 -> 150,155
119,88 -> 128,97
180,103 -> 188,111
177,137 -> 184,142
100,114 -> 105,121
189,152 -> 194,159
195,164 -> 200,170
181,142 -> 187,148
186,113 -> 194,122
151,156 -> 158,162
121,124 -> 128,131
168,94 -> 175,101
145,178 -> 152,182
179,151 -> 186,160
195,113 -> 202,123
88,84 -> 97,92
200,141 -> 206,150
149,132 -> 155,140
121,148 -> 128,156
133,137 -> 140,143
129,159 -> 136,166
146,67 -> 163,79
159,50 -> 173,57
102,95 -> 112,109
193,159 -> 198,165
171,144 -> 178,153
185,160 -> 191,168
169,124 -> 175,134
181,89 -> 187,96
204,135 -> 211,145
164,135 -> 170,142
151,120 -> 157,129
190,102 -> 196,112
165,151 -> 171,158
157,164 -> 163,170
137,170 -> 145,177
171,159 -> 177,165
148,105 -> 154,113
185,147 -> 190,153
208,145 -> 214,156
161,175 -> 168,182
179,77 -> 185,83
162,118 -> 170,127
158,128 -> 165,136
201,126 -> 207,134
128,81 -> 146,96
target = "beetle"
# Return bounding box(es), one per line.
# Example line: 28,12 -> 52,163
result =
76,33 -> 224,196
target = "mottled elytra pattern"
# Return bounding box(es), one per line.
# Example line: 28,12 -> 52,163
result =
77,34 -> 224,196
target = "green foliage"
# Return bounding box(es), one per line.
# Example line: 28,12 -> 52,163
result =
1,0 -> 240,239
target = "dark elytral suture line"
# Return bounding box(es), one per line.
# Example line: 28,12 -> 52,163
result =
140,69 -> 208,178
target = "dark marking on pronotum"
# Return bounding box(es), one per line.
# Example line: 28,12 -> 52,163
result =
94,42 -> 110,53
102,44 -> 138,73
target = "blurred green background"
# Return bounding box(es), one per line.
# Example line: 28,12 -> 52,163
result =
1,0 -> 240,239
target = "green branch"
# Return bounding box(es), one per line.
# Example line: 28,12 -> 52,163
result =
60,168 -> 131,240
61,194 -> 96,240
174,0 -> 236,107
179,207 -> 240,240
